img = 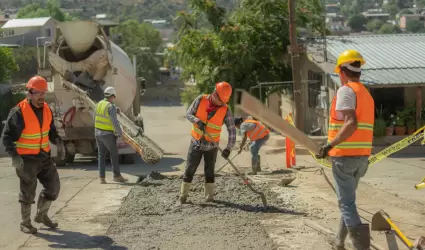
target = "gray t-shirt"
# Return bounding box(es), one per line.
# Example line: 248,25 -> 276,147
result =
335,86 -> 356,120
240,121 -> 256,134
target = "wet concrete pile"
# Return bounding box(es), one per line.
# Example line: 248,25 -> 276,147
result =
107,172 -> 299,250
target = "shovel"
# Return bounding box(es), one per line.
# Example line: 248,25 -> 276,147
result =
204,132 -> 268,208
215,139 -> 251,173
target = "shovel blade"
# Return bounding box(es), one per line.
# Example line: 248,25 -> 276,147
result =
414,236 -> 425,250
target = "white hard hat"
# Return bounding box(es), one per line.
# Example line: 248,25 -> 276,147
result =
104,87 -> 116,97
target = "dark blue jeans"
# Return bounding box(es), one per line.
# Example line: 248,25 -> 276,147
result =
95,134 -> 121,178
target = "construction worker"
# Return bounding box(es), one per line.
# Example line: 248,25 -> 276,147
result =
316,50 -> 374,250
94,87 -> 128,184
179,81 -> 236,204
2,76 -> 63,234
234,117 -> 270,175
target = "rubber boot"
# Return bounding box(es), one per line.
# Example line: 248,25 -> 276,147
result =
99,177 -> 107,184
348,224 -> 371,250
34,197 -> 58,228
179,182 -> 191,204
332,218 -> 348,250
20,203 -> 37,234
113,175 -> 128,183
204,183 -> 214,202
247,158 -> 258,175
256,155 -> 262,173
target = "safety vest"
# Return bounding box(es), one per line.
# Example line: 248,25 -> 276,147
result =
328,82 -> 374,157
191,95 -> 228,142
95,100 -> 114,131
15,99 -> 52,155
244,119 -> 270,141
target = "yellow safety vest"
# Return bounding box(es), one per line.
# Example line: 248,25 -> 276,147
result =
95,100 -> 114,131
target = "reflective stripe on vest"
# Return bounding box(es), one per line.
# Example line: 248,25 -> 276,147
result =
244,119 -> 270,141
95,100 -> 114,131
191,94 -> 227,142
16,99 -> 52,155
327,82 -> 374,157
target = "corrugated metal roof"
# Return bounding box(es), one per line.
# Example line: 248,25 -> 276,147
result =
2,17 -> 52,29
320,34 -> 425,86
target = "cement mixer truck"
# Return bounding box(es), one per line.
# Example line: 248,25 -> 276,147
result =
36,21 -> 164,166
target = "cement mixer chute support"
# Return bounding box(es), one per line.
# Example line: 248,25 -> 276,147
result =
37,20 -> 163,166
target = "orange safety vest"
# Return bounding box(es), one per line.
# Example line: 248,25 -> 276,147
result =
191,95 -> 228,142
15,99 -> 52,155
328,82 -> 374,157
244,119 -> 270,141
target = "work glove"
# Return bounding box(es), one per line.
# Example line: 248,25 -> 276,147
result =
221,149 -> 231,159
116,107 -> 121,114
55,137 -> 62,145
316,143 -> 333,159
196,120 -> 206,132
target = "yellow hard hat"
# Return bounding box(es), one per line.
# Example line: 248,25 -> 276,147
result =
335,49 -> 366,74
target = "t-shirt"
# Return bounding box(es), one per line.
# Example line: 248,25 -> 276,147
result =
335,85 -> 356,120
240,121 -> 256,134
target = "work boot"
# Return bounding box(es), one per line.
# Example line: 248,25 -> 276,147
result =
113,175 -> 128,183
204,183 -> 214,202
332,218 -> 348,250
100,177 -> 107,184
247,158 -> 258,175
179,182 -> 191,204
20,203 -> 37,234
34,197 -> 58,228
256,155 -> 262,173
348,224 -> 371,250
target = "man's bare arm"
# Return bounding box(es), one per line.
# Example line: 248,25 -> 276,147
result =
329,109 -> 357,147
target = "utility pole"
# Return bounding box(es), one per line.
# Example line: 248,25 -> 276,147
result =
288,0 -> 305,131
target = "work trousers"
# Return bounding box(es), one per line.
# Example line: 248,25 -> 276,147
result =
331,156 -> 369,227
250,134 -> 269,162
16,156 -> 60,205
183,141 -> 218,183
95,134 -> 121,178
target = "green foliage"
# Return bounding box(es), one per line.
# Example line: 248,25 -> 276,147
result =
17,0 -> 76,21
378,23 -> 401,34
180,86 -> 201,106
111,20 -> 163,85
374,106 -> 386,137
366,19 -> 384,32
407,20 -> 425,33
173,0 -> 324,106
0,47 -> 19,84
348,15 -> 367,32
12,47 -> 38,82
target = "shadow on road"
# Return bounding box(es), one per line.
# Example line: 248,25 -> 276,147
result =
35,229 -> 127,249
61,156 -> 185,177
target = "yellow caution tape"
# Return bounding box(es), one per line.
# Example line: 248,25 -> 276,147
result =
284,117 -> 425,190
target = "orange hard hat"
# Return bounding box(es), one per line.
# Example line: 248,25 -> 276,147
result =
26,76 -> 48,92
215,81 -> 232,103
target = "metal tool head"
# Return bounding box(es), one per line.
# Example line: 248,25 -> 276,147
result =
371,210 -> 392,231
279,177 -> 296,186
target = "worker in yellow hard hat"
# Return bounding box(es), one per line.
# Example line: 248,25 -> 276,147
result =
316,49 -> 374,250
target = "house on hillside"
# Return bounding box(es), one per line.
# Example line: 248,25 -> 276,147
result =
0,17 -> 58,46
399,14 -> 425,30
277,34 -> 425,136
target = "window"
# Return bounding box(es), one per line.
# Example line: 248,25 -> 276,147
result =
45,28 -> 51,37
308,70 -> 323,108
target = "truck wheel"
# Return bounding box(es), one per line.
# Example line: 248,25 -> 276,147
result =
119,154 -> 135,165
53,156 -> 67,167
65,152 -> 75,163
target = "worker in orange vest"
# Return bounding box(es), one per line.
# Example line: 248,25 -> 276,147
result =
179,82 -> 236,204
234,117 -> 270,175
2,76 -> 63,234
316,50 -> 374,250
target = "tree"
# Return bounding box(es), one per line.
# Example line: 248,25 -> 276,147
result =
406,19 -> 425,33
0,47 -> 19,84
378,23 -> 401,34
348,15 -> 367,32
172,0 -> 324,106
111,20 -> 163,85
366,19 -> 384,32
383,0 -> 401,18
16,0 -> 75,21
